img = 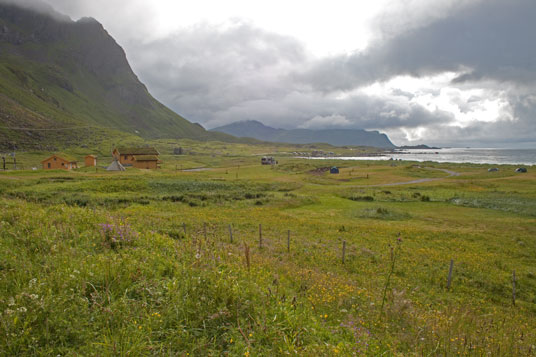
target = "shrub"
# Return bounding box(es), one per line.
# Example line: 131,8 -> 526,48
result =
63,194 -> 90,207
163,195 -> 185,202
357,207 -> 411,220
348,195 -> 374,202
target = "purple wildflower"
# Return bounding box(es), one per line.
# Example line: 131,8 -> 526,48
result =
99,218 -> 139,249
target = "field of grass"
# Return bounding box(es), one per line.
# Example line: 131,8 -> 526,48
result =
1,143 -> 535,355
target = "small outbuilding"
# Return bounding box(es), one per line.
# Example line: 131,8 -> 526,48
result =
330,166 -> 339,174
41,154 -> 78,170
85,155 -> 97,167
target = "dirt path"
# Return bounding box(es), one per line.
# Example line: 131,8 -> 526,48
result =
351,167 -> 460,188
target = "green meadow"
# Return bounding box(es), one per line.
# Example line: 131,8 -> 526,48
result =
1,142 -> 535,356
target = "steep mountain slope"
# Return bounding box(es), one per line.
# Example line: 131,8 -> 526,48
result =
211,120 -> 396,148
0,2 -> 233,150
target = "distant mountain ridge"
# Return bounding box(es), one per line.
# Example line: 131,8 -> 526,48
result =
0,2 -> 236,149
398,145 -> 440,150
211,120 -> 396,148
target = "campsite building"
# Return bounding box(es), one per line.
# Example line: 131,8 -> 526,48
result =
112,147 -> 160,167
85,155 -> 97,167
261,156 -> 277,165
132,155 -> 161,169
41,154 -> 78,170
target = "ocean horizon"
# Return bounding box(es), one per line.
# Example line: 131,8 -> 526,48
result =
307,147 -> 536,166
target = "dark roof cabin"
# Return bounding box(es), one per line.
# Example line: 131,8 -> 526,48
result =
132,155 -> 161,169
113,147 -> 160,166
115,147 -> 160,156
330,166 -> 339,174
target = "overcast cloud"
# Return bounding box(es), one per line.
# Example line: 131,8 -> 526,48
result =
23,0 -> 536,146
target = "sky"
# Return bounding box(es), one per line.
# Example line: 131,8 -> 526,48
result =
24,0 -> 536,146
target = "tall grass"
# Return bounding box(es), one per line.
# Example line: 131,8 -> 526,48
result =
1,160 -> 535,355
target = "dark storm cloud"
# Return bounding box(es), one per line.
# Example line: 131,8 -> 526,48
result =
127,21 -> 310,127
37,0 -> 159,42
301,0 -> 536,91
124,21 -> 453,133
0,0 -> 71,21
9,0 -> 536,146
121,0 -> 535,146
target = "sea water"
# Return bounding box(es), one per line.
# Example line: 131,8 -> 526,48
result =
308,148 -> 536,165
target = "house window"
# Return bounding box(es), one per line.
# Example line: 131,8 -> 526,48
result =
54,158 -> 56,161
47,163 -> 51,168
61,163 -> 64,166
124,155 -> 128,160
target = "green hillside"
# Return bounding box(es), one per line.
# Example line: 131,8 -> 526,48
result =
0,3 -> 234,150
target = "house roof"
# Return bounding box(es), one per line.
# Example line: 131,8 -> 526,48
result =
115,147 -> 159,155
133,155 -> 159,161
41,153 -> 77,163
85,154 -> 97,158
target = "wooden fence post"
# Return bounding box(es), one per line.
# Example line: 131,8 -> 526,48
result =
183,223 -> 187,235
512,270 -> 516,306
228,224 -> 233,243
259,224 -> 263,249
342,241 -> 346,264
287,230 -> 290,252
447,259 -> 454,290
203,223 -> 207,240
244,244 -> 250,270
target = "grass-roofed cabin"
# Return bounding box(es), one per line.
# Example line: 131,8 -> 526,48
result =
113,147 -> 160,166
133,155 -> 161,169
41,154 -> 78,170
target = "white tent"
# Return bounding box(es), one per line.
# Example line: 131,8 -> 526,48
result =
106,159 -> 125,171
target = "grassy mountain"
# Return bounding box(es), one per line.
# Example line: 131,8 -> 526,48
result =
0,2 -> 234,150
211,120 -> 396,148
